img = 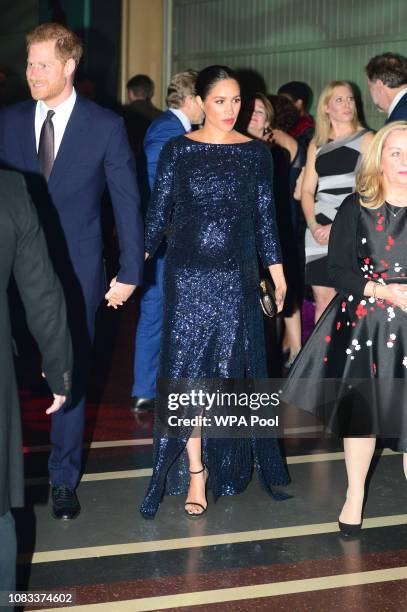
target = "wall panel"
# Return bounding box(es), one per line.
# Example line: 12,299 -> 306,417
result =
170,0 -> 407,129
120,0 -> 164,106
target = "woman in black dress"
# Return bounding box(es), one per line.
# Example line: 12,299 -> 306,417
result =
140,67 -> 290,518
245,93 -> 305,366
284,122 -> 407,535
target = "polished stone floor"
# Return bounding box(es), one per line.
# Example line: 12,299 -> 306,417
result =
15,302 -> 407,611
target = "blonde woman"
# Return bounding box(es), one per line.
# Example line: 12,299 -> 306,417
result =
284,122 -> 407,535
302,81 -> 373,322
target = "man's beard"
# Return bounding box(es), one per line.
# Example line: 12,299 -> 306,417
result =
28,79 -> 65,103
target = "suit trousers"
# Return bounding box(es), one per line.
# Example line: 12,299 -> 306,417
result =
48,299 -> 97,489
132,250 -> 164,399
0,511 -> 16,605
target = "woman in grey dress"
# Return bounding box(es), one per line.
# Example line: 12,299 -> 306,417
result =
301,81 -> 373,322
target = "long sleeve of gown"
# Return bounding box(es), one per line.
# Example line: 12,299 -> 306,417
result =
253,144 -> 282,267
145,139 -> 176,257
328,193 -> 367,297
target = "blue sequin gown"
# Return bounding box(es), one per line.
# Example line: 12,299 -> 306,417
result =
140,135 -> 290,518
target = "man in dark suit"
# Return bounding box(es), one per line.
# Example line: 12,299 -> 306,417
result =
0,23 -> 143,519
366,52 -> 407,122
123,74 -> 163,156
0,170 -> 71,595
131,70 -> 203,412
122,75 -> 163,224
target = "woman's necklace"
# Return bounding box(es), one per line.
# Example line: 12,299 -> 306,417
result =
385,202 -> 406,217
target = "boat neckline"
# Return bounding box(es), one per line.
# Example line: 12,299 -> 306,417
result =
181,134 -> 255,146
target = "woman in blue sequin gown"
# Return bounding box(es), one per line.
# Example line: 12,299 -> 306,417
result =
140,66 -> 290,518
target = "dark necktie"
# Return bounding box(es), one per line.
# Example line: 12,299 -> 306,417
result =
38,109 -> 55,181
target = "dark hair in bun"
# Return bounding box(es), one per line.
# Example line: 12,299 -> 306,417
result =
195,65 -> 239,100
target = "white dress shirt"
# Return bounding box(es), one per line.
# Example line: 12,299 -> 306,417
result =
35,88 -> 77,157
169,108 -> 191,133
387,86 -> 407,117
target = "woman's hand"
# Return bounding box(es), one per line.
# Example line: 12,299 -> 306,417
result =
378,283 -> 407,311
312,223 -> 332,245
105,277 -> 137,309
310,222 -> 323,243
274,281 -> 287,313
268,263 -> 286,313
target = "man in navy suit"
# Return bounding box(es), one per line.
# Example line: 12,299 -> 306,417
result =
366,52 -> 407,123
131,71 -> 203,412
0,23 -> 143,519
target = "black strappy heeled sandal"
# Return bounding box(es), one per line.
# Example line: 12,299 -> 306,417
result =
184,465 -> 209,518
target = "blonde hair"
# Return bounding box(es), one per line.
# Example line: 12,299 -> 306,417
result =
165,70 -> 198,109
356,121 -> 407,208
27,23 -> 83,66
315,80 -> 360,146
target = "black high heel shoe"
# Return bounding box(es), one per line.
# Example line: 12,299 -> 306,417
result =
338,520 -> 362,537
338,493 -> 364,537
184,465 -> 209,518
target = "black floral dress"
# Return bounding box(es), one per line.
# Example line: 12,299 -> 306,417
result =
284,193 -> 407,447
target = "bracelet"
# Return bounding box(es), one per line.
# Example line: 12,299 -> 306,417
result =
308,220 -> 318,230
372,282 -> 383,302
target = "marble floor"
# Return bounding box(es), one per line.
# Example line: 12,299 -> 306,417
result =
15,301 -> 407,611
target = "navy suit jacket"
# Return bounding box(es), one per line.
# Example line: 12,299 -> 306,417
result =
386,91 -> 407,123
144,109 -> 186,190
0,95 -> 144,309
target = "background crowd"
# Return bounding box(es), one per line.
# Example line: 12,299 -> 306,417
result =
125,52 -> 407,410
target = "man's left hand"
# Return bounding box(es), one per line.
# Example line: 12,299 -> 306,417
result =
105,277 -> 137,309
46,394 -> 66,415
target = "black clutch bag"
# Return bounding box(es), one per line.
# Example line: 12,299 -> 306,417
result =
259,277 -> 277,318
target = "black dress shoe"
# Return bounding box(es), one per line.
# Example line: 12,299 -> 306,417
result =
338,520 -> 362,537
131,397 -> 154,412
51,485 -> 81,520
